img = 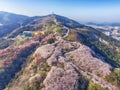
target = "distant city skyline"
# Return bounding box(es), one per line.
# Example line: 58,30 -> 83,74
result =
0,0 -> 120,22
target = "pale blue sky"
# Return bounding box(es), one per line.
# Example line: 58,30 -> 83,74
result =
0,0 -> 120,22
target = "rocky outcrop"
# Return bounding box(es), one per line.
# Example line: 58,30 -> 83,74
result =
34,44 -> 55,59
34,40 -> 116,90
5,40 -> 119,90
42,66 -> 79,90
65,44 -> 112,77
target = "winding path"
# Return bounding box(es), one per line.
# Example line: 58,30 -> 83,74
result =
63,26 -> 70,37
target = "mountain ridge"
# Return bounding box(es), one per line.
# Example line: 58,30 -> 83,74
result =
0,12 -> 120,90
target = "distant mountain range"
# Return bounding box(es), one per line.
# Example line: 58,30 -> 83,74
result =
86,22 -> 120,26
0,11 -> 29,25
0,11 -> 29,37
0,11 -> 120,90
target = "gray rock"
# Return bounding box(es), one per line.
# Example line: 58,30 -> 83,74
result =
42,66 -> 79,90
34,44 -> 55,59
65,44 -> 112,76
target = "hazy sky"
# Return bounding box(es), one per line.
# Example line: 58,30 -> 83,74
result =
0,0 -> 120,22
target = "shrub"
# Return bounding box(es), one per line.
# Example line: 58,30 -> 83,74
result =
23,83 -> 30,90
88,80 -> 106,90
47,38 -> 55,44
64,30 -> 77,41
105,69 -> 120,88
